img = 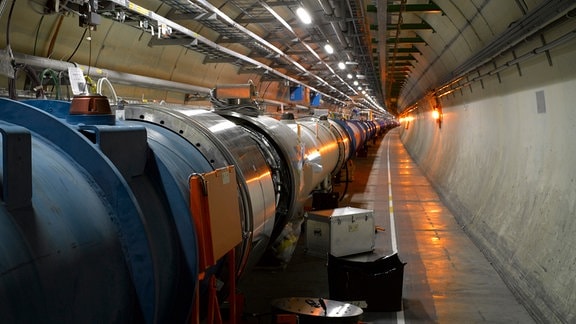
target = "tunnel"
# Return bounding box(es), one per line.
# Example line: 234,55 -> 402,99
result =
1,0 -> 576,323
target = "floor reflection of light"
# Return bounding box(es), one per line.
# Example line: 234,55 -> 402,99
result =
431,236 -> 440,243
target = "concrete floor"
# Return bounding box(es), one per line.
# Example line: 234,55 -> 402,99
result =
238,129 -> 535,323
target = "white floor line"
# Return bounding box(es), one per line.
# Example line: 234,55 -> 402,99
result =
386,135 -> 405,324
386,136 -> 398,254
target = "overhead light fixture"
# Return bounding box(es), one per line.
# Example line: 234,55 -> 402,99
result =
432,107 -> 443,128
296,7 -> 312,24
432,96 -> 443,128
347,73 -> 353,79
324,43 -> 334,54
338,62 -> 346,70
353,80 -> 359,86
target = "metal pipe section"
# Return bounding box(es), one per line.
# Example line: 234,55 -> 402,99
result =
214,110 -> 305,245
13,52 -> 211,95
0,97 -> 397,323
280,115 -> 340,195
0,98 -> 198,323
122,104 -> 278,277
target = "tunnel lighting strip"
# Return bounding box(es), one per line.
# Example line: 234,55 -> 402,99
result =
192,0 -> 387,111
190,0 -> 357,99
217,0 -> 357,96
258,6 -> 359,96
109,0 -> 347,105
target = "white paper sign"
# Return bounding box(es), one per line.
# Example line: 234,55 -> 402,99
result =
68,67 -> 87,95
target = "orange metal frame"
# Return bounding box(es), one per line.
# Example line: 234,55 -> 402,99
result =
188,170 -> 242,324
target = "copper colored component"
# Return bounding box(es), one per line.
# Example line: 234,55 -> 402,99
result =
69,94 -> 112,115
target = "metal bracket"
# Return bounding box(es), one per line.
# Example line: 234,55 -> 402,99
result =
80,125 -> 148,179
0,125 -> 32,210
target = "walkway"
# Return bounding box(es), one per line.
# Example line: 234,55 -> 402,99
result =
239,129 -> 534,323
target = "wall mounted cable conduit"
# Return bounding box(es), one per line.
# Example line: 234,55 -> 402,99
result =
402,1 -> 576,108
435,28 -> 576,98
449,0 -> 576,80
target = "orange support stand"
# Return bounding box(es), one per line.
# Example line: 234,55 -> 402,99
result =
202,250 -> 241,324
207,275 -> 223,324
274,314 -> 299,324
227,249 -> 238,324
188,167 -> 243,324
190,250 -> 239,324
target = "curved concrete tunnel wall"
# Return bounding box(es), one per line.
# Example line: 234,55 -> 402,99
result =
398,39 -> 576,322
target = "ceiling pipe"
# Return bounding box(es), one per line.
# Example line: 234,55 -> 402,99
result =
13,52 -> 212,95
314,0 -> 387,111
13,52 -> 355,110
330,0 -> 348,34
316,0 -> 352,61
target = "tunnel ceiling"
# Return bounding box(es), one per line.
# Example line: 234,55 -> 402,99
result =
11,0 -> 576,115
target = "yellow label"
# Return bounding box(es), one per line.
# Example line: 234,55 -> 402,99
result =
128,2 -> 150,16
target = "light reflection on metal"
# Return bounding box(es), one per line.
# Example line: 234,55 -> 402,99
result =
208,121 -> 236,133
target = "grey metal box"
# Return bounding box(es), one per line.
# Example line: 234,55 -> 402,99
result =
305,207 -> 375,257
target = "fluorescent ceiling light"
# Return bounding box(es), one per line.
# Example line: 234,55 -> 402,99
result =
296,7 -> 312,24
